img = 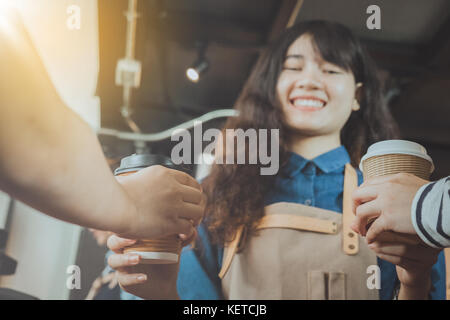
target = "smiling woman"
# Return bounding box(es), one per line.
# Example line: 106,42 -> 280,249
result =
204,20 -> 399,247
106,20 -> 448,301
277,34 -> 362,139
192,20 -> 447,301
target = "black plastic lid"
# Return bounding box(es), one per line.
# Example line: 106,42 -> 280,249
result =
114,153 -> 192,176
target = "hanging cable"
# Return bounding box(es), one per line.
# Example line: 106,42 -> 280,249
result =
97,108 -> 239,142
115,0 -> 148,153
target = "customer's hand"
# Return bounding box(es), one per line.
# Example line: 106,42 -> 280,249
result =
117,165 -> 206,240
351,173 -> 428,243
366,233 -> 441,299
106,233 -> 196,299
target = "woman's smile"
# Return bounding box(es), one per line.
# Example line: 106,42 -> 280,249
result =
289,95 -> 327,111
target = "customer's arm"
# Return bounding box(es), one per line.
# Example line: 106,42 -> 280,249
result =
411,177 -> 450,248
351,172 -> 450,249
0,8 -> 205,239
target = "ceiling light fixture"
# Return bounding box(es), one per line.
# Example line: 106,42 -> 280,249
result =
186,41 -> 209,83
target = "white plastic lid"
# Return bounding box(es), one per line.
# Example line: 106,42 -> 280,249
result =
128,251 -> 179,264
359,140 -> 434,172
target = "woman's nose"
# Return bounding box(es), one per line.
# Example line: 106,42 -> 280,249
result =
294,68 -> 323,90
295,76 -> 323,90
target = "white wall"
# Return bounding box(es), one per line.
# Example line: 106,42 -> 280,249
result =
17,0 -> 101,128
0,0 -> 100,299
0,192 -> 11,230
1,203 -> 82,299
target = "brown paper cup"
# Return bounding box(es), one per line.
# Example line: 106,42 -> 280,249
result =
360,140 -> 434,180
360,140 -> 434,236
123,235 -> 181,264
116,166 -> 181,264
361,153 -> 433,181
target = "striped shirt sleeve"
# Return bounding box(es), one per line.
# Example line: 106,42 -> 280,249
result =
411,177 -> 450,248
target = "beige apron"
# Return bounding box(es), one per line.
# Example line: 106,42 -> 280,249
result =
219,164 -> 379,300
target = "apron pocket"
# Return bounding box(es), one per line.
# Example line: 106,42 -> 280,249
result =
307,271 -> 327,300
307,271 -> 347,300
328,272 -> 346,300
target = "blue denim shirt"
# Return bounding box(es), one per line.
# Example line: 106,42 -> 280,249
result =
124,146 -> 447,300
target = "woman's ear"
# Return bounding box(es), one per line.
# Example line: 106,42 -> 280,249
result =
352,82 -> 363,111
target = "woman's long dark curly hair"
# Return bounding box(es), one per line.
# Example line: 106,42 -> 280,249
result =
202,20 -> 399,246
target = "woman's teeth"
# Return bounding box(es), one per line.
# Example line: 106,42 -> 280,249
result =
292,99 -> 325,108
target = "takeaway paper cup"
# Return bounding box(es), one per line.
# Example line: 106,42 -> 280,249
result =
115,153 -> 192,264
359,140 -> 434,181
360,140 -> 434,238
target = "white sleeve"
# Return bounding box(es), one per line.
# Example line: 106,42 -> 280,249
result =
411,177 -> 450,248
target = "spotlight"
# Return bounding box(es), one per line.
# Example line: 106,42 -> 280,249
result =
186,59 -> 209,83
186,41 -> 209,83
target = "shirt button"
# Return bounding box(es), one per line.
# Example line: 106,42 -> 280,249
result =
305,199 -> 312,206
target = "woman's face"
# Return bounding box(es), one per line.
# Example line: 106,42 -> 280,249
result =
276,34 -> 360,138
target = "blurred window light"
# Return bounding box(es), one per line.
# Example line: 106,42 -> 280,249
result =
0,0 -> 22,10
0,1 -> 26,46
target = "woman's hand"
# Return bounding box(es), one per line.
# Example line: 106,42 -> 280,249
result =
367,235 -> 441,299
106,233 -> 196,300
351,173 -> 429,239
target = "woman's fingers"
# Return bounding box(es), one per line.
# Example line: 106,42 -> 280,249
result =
369,241 -> 439,266
108,253 -> 142,270
107,254 -> 148,288
365,215 -> 386,244
179,228 -> 198,247
172,170 -> 202,191
116,271 -> 148,287
352,184 -> 378,215
352,199 -> 382,236
107,234 -> 137,254
369,230 -> 421,246
180,184 -> 207,205
172,218 -> 197,241
178,202 -> 204,227
375,253 -> 423,271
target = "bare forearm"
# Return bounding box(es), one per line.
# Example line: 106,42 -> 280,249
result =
0,104 -> 132,235
398,285 -> 430,300
0,9 -> 133,234
398,277 -> 431,300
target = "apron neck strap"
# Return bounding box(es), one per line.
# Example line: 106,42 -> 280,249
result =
342,163 -> 359,255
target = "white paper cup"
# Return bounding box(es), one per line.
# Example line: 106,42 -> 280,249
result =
360,140 -> 434,180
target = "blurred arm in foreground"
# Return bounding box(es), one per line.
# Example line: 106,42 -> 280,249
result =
0,8 -> 205,239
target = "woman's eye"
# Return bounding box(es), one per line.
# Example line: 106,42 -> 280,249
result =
324,69 -> 341,74
283,67 -> 302,71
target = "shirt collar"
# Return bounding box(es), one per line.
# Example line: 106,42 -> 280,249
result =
283,145 -> 351,177
313,145 -> 351,173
